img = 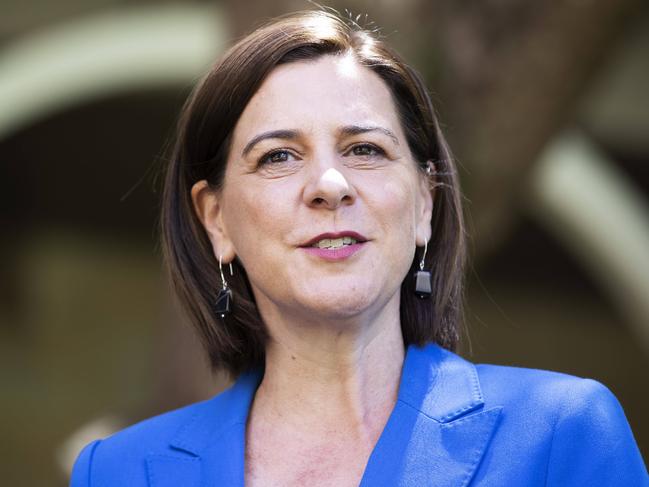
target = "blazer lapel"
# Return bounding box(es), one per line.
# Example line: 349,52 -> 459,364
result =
360,344 -> 502,487
146,344 -> 500,487
146,369 -> 263,487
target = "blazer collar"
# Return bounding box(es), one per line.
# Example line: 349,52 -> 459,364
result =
146,369 -> 262,486
359,344 -> 502,486
169,368 -> 262,456
398,342 -> 485,422
148,343 -> 501,486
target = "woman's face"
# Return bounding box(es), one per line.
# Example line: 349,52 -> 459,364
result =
193,54 -> 433,323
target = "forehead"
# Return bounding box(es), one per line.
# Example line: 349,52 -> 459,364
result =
231,54 -> 404,139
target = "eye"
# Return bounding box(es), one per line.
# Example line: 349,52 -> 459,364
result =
259,149 -> 294,165
348,143 -> 385,157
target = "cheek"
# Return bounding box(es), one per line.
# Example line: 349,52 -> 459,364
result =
368,177 -> 419,278
221,182 -> 292,263
376,178 -> 418,235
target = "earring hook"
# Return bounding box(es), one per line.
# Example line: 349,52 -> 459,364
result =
219,255 -> 228,289
419,240 -> 428,271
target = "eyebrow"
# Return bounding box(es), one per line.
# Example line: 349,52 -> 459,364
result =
241,129 -> 301,157
241,124 -> 400,157
339,125 -> 400,146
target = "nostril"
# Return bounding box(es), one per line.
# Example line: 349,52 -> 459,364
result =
313,197 -> 326,205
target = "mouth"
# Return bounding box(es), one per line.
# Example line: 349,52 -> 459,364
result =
301,231 -> 369,249
300,232 -> 369,261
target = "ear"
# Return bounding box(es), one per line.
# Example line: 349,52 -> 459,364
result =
415,161 -> 435,247
191,180 -> 236,263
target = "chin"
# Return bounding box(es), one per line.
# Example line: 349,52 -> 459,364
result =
297,286 -> 390,321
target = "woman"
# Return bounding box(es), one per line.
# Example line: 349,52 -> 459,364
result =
71,10 -> 647,486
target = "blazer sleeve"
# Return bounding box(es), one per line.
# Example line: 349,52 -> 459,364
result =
545,378 -> 648,486
70,439 -> 102,487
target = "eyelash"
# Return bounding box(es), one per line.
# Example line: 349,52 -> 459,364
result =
349,143 -> 385,158
258,149 -> 293,165
257,143 -> 386,166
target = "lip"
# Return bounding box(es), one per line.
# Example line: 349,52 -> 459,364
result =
300,231 -> 368,248
299,231 -> 369,262
301,243 -> 365,261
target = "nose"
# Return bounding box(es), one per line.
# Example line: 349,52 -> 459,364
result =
303,167 -> 356,210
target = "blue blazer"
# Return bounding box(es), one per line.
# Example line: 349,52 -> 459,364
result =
71,343 -> 648,486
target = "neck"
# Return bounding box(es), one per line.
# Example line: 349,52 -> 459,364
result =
249,294 -> 405,442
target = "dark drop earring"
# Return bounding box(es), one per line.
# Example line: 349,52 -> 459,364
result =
414,240 -> 432,298
216,255 -> 234,318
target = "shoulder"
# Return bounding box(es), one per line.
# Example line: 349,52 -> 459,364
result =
69,399 -> 204,486
473,362 -> 648,485
111,397 -> 211,447
475,361 -> 630,437
70,387 -> 234,486
475,362 -> 612,412
418,344 -> 621,417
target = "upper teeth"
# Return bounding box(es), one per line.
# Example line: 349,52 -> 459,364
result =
313,236 -> 357,249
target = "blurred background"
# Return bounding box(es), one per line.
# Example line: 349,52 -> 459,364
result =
1,0 -> 648,484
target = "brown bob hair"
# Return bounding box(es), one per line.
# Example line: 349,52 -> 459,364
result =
161,10 -> 466,377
